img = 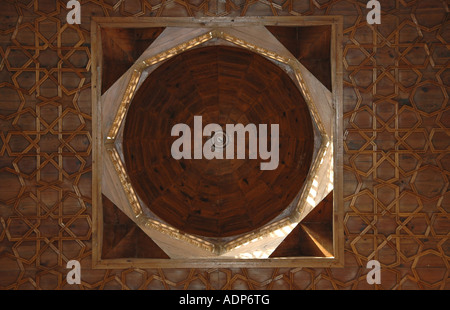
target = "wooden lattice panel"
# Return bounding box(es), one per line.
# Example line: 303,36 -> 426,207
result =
0,0 -> 448,290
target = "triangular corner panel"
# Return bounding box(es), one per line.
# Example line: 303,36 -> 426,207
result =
100,27 -> 165,94
101,194 -> 170,259
270,191 -> 333,258
265,25 -> 332,91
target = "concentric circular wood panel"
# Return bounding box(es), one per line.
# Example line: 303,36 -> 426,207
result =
123,45 -> 314,238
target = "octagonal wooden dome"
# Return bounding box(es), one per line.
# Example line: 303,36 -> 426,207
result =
122,45 -> 314,238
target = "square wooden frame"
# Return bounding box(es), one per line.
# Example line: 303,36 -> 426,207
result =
91,16 -> 344,269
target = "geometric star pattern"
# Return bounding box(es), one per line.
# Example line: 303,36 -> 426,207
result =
0,0 -> 448,290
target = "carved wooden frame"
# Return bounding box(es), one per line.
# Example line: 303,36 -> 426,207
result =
91,16 -> 344,268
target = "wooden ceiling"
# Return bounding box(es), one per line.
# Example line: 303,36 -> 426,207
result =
0,0 -> 448,290
123,45 -> 314,238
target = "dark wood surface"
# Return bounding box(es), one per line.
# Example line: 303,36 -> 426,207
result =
123,45 -> 314,237
270,192 -> 333,257
101,27 -> 165,94
102,195 -> 169,259
266,25 -> 332,91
